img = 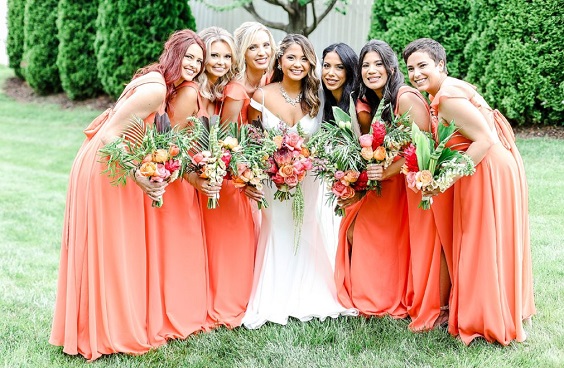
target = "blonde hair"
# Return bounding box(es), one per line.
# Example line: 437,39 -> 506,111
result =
271,34 -> 320,117
197,26 -> 236,102
233,22 -> 276,82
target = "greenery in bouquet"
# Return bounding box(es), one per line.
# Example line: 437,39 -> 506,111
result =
309,106 -> 369,216
99,112 -> 196,207
359,105 -> 412,195
401,121 -> 476,210
264,121 -> 312,252
185,115 -> 234,209
228,122 -> 277,210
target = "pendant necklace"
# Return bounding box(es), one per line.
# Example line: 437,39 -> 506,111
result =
279,82 -> 302,106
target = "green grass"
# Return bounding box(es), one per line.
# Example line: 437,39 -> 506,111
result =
0,64 -> 562,367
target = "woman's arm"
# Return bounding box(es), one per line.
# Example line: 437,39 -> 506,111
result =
169,86 -> 199,128
220,97 -> 245,124
438,97 -> 495,166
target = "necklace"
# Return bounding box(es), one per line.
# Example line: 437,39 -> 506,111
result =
279,83 -> 302,106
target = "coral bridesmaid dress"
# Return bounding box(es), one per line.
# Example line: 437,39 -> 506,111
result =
202,80 -> 257,328
145,80 -> 208,343
334,98 -> 410,318
430,78 -> 535,345
50,76 -> 165,361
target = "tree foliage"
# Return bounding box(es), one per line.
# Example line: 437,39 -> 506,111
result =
6,0 -> 26,79
369,0 -> 472,79
22,0 -> 61,94
201,0 -> 349,36
95,0 -> 197,99
368,0 -> 563,125
57,0 -> 103,100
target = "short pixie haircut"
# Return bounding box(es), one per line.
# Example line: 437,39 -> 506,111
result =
402,38 -> 448,74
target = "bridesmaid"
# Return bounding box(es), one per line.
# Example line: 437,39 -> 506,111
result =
334,40 -> 427,318
50,30 -> 212,361
320,42 -> 358,123
403,38 -> 535,345
196,26 -> 258,329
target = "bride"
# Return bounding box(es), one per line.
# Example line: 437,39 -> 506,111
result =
242,34 -> 357,329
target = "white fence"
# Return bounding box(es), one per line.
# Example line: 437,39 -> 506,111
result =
191,0 -> 372,56
0,0 -> 7,66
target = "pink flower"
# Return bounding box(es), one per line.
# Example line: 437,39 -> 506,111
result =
266,158 -> 278,174
151,163 -> 171,182
221,150 -> 232,167
285,174 -> 299,187
301,158 -> 313,171
406,171 -> 419,192
285,131 -> 304,150
334,170 -> 345,180
237,162 -> 249,177
359,134 -> 373,148
332,181 -> 355,199
165,159 -> 181,173
293,160 -> 305,174
274,149 -> 292,165
192,152 -> 205,165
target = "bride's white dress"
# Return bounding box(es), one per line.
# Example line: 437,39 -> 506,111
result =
242,98 -> 358,329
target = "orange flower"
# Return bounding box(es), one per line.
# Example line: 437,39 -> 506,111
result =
373,146 -> 386,161
273,135 -> 283,149
300,146 -> 310,158
152,149 -> 169,163
360,147 -> 374,161
279,164 -> 295,178
168,144 -> 180,157
139,161 -> 158,177
343,170 -> 360,184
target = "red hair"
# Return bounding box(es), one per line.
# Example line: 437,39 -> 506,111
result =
134,29 -> 206,110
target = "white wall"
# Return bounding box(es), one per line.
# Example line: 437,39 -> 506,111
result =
191,0 -> 372,56
0,0 -> 8,65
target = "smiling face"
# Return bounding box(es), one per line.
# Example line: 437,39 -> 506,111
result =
406,51 -> 444,96
279,43 -> 310,82
244,30 -> 272,72
361,51 -> 388,98
204,40 -> 232,83
322,51 -> 347,96
180,43 -> 204,83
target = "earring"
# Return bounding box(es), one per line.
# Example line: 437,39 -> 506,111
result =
277,64 -> 282,70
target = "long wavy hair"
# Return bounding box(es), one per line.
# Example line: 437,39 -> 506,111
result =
356,40 -> 404,123
271,34 -> 320,117
233,22 -> 276,82
133,29 -> 205,112
197,27 -> 237,102
321,43 -> 358,123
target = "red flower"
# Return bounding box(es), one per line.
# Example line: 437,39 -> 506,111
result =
221,150 -> 232,167
352,170 -> 368,191
403,144 -> 419,172
164,159 -> 181,172
371,121 -> 386,149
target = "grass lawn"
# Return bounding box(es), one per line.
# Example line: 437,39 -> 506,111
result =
0,65 -> 562,367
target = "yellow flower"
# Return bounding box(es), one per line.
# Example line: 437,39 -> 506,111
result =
139,161 -> 158,177
152,149 -> 169,163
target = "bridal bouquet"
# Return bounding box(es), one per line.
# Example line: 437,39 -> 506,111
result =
185,115 -> 233,209
228,123 -> 277,209
309,106 -> 368,216
359,108 -> 412,195
401,121 -> 475,209
99,112 -> 195,207
265,121 -> 313,251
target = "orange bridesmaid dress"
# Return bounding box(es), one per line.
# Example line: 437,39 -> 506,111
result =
401,86 -> 455,331
50,76 -> 166,361
334,99 -> 410,318
430,78 -> 535,345
145,80 -> 208,343
202,80 -> 257,328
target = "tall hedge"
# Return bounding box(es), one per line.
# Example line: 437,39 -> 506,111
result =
467,0 -> 564,125
57,0 -> 103,100
21,0 -> 61,94
6,0 -> 26,79
95,0 -> 197,99
369,0 -> 472,78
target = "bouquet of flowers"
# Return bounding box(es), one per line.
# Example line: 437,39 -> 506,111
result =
99,112 -> 195,207
401,121 -> 476,209
185,115 -> 234,209
309,106 -> 368,216
228,122 -> 277,209
359,106 -> 412,195
264,121 -> 313,251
